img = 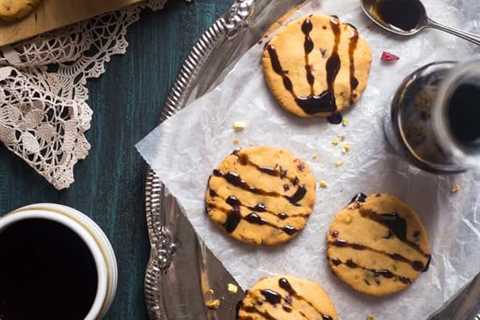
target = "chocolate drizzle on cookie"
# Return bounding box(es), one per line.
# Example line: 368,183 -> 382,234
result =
261,289 -> 282,305
302,18 -> 316,95
359,209 -> 430,258
266,17 -> 349,120
209,195 -> 303,235
232,150 -> 297,185
224,195 -> 242,233
277,278 -> 334,320
238,278 -> 335,320
207,148 -> 315,242
330,258 -> 412,284
213,170 -> 306,206
328,194 -> 432,294
278,278 -> 296,295
347,193 -> 431,259
329,239 -> 428,272
214,195 -> 309,220
347,23 -> 360,104
350,192 -> 367,204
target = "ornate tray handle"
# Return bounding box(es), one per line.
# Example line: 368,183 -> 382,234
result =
225,0 -> 255,38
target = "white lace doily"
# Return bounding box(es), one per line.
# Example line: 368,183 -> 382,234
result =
0,0 -> 167,190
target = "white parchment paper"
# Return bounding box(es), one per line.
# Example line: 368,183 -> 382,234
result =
137,0 -> 480,318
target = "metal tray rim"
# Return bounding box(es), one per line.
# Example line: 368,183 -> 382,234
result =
143,1 -> 480,319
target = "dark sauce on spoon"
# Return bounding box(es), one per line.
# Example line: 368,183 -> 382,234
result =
374,0 -> 424,31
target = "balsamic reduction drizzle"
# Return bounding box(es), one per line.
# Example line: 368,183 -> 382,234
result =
224,195 -> 242,233
238,279 -> 335,320
266,17 -> 348,119
260,289 -> 282,305
232,151 -> 293,184
287,185 -> 307,205
278,213 -> 288,220
326,112 -> 343,125
210,151 -> 312,235
279,278 -> 296,295
212,195 -> 303,235
282,225 -> 299,235
347,24 -> 359,103
277,278 -> 333,320
223,196 -> 308,220
359,209 -> 430,258
350,192 -> 367,204
331,258 -> 412,284
245,212 -> 266,225
329,239 -> 427,272
302,18 -> 315,95
213,170 -> 306,206
253,203 -> 267,212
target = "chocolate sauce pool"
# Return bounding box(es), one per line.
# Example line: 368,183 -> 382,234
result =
374,0 -> 424,31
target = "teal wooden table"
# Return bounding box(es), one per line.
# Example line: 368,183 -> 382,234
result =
0,1 -> 232,318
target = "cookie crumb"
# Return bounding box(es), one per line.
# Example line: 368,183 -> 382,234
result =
232,121 -> 247,132
312,154 -> 319,160
331,138 -> 339,146
206,288 -> 214,295
451,183 -> 460,193
342,118 -> 349,127
335,160 -> 344,167
341,143 -> 351,154
206,299 -> 221,310
367,315 -> 376,320
233,139 -> 240,145
319,180 -> 328,189
227,283 -> 238,294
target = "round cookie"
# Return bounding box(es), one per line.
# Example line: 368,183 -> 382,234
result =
206,146 -> 316,246
262,14 -> 372,118
327,193 -> 431,296
0,0 -> 41,21
237,275 -> 338,320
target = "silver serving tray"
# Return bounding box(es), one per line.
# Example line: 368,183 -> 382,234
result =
143,1 -> 480,319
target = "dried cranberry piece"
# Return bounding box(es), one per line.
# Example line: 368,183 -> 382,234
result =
381,51 -> 400,62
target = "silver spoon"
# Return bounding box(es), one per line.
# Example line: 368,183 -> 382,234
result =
361,0 -> 480,46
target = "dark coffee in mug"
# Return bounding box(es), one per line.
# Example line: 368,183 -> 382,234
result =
447,83 -> 480,149
0,219 -> 98,320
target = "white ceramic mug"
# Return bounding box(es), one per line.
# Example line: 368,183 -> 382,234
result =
0,204 -> 118,320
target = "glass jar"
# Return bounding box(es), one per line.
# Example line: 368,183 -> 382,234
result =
385,60 -> 480,173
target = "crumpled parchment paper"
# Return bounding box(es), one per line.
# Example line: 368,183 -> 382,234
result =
137,0 -> 480,318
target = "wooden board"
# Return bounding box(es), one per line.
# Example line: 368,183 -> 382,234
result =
0,0 -> 145,47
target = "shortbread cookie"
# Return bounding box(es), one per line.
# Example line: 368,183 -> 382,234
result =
327,193 -> 431,296
237,275 -> 338,320
262,14 -> 372,118
0,0 -> 41,21
206,147 -> 316,246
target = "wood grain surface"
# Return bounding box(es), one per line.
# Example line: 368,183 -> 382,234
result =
0,0 -> 233,319
0,0 -> 147,46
